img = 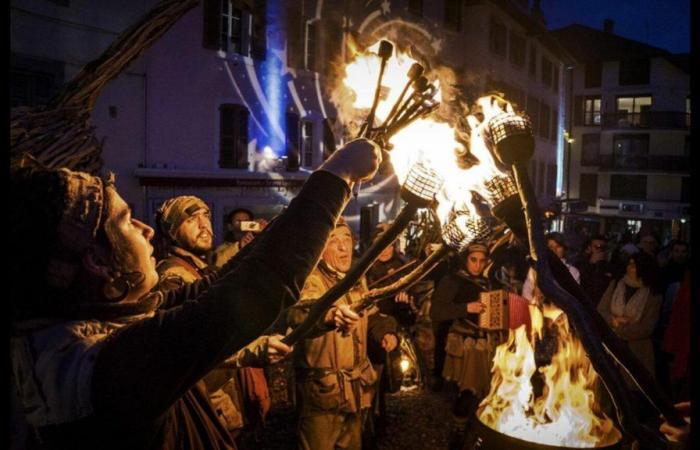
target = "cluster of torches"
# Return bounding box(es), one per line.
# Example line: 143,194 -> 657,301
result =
317,38 -> 621,448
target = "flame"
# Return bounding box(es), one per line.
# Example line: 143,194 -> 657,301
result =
478,304 -> 621,447
332,39 -> 514,226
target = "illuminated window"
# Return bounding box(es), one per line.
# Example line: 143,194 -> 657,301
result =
583,97 -> 601,125
616,96 -> 652,126
219,104 -> 249,169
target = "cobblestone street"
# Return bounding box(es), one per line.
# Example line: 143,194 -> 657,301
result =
248,384 -> 455,450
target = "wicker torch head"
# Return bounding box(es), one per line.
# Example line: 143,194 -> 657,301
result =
400,162 -> 444,208
484,174 -> 519,207
441,210 -> 492,251
486,112 -> 535,166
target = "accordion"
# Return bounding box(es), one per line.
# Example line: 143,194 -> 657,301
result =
478,289 -> 509,330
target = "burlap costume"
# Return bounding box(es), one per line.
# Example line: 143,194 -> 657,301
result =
287,236 -> 396,450
155,196 -> 269,434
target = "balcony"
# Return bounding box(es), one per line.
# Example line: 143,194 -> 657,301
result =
601,112 -> 690,130
597,154 -> 690,172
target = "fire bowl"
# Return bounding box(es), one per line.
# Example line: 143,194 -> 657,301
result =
466,414 -> 622,450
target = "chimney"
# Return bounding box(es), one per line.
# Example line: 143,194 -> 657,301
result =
603,19 -> 614,33
530,0 -> 546,27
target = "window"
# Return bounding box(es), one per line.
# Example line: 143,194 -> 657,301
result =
550,108 -> 558,141
528,44 -> 537,77
305,21 -> 317,71
509,32 -> 526,67
527,95 -> 539,134
579,174 -> 598,206
539,103 -> 550,138
219,104 -> 249,169
444,0 -> 461,30
249,1 -> 267,59
541,56 -> 553,87
613,134 -> 649,170
616,96 -> 652,126
686,96 -> 690,127
583,97 -> 601,125
408,0 -> 423,16
619,58 -> 650,85
581,134 -> 600,166
553,66 -> 559,93
610,175 -> 646,200
11,70 -> 56,107
584,62 -> 602,88
489,18 -> 507,57
220,1 -> 243,54
204,0 -> 265,58
301,120 -> 314,168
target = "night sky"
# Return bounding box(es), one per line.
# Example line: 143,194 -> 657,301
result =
542,0 -> 690,54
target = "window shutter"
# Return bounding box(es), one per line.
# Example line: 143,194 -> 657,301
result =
323,16 -> 343,78
219,104 -> 235,167
286,112 -> 300,171
322,118 -> 337,160
286,4 -> 304,69
235,106 -> 249,168
250,0 -> 267,59
203,0 -> 221,50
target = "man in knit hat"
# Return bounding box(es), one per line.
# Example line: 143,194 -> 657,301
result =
154,195 -> 280,438
287,217 -> 398,450
9,137 -> 382,449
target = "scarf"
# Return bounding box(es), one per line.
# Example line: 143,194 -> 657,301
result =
610,275 -> 650,323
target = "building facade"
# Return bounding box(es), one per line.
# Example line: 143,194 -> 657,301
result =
552,23 -> 690,242
12,0 -> 570,246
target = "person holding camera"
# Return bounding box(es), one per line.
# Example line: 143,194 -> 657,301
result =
213,208 -> 269,268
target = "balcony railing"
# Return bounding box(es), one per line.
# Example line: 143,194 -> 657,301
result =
597,154 -> 690,172
601,111 -> 690,130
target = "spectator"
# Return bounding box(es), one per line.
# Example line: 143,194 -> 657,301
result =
662,268 -> 691,401
637,231 -> 660,258
597,252 -> 662,419
522,232 -> 580,302
576,234 -> 614,307
213,208 -> 268,268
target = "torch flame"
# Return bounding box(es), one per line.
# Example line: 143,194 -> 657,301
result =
478,304 -> 621,447
332,39 -> 514,226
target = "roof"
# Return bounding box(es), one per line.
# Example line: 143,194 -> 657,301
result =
550,24 -> 689,73
492,0 -> 576,64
